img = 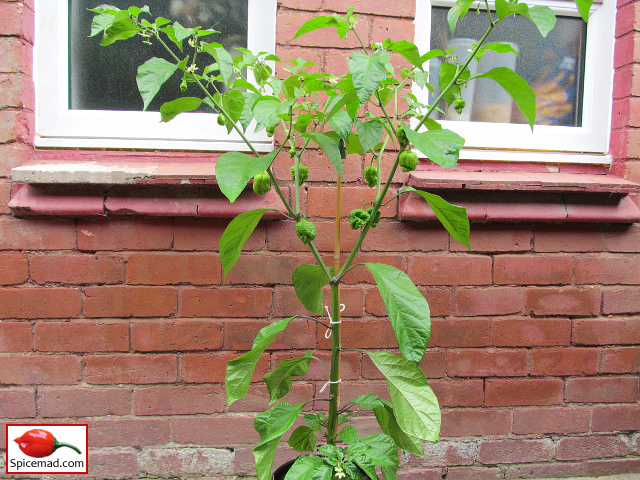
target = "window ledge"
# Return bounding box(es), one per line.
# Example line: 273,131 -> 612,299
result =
401,171 -> 640,224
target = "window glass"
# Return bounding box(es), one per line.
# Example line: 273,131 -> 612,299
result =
69,0 -> 248,112
429,6 -> 587,127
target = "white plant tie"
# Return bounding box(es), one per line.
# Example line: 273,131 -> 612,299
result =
324,304 -> 346,338
320,379 -> 342,393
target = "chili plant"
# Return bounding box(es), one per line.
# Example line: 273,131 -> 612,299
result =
91,1 -> 590,478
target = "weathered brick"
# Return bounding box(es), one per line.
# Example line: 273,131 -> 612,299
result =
408,255 -> 491,285
0,287 -> 80,319
556,435 -> 629,461
90,418 -> 170,446
88,450 -> 139,479
181,352 -> 269,383
407,440 -> 476,467
492,318 -> 571,347
0,355 -> 80,384
0,37 -> 23,73
0,388 -> 36,417
573,318 -> 640,345
397,468 -> 442,480
132,319 -> 223,352
127,252 -> 221,285
84,354 -> 177,384
447,349 -> 527,377
603,287 -> 640,314
592,404 -> 640,431
324,0 -> 416,17
565,376 -> 639,403
0,321 -> 31,351
605,224 -> 640,252
77,219 -> 173,251
180,287 -> 272,317
600,346 -> 640,373
430,318 -> 490,347
503,462 -> 585,479
0,252 -> 28,285
83,286 -> 177,318
455,287 -> 524,316
494,255 -> 574,285
0,217 -> 75,250
38,387 -> 130,417
512,406 -> 590,434
530,347 -> 599,376
534,225 -> 604,252
446,466 -> 502,480
583,458 -> 640,477
485,378 -> 563,406
430,379 -> 484,407
139,447 -> 234,477
440,409 -> 511,437
576,256 -> 640,284
478,439 -> 554,464
30,253 -> 125,285
133,385 -> 224,415
525,287 -> 601,316
450,225 -> 532,252
35,321 -> 128,352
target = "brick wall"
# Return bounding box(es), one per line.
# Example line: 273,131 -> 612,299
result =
1,0 -> 639,478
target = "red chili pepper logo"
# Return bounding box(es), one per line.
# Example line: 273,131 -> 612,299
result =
14,429 -> 81,458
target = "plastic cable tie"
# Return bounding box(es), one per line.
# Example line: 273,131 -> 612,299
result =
319,379 -> 342,393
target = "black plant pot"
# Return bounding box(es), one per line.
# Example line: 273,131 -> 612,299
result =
272,458 -> 373,480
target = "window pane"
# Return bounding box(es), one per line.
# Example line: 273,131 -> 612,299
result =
430,7 -> 587,126
69,0 -> 248,112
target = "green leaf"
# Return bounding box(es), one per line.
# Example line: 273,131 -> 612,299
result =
293,15 -> 350,40
352,393 -> 386,409
100,10 -> 140,46
220,209 -> 273,276
254,402 -> 303,480
366,351 -> 441,443
476,42 -> 520,61
400,187 -> 470,249
329,110 -> 353,141
284,455 -> 325,480
470,67 -> 536,129
339,425 -> 359,445
447,0 -> 476,34
202,44 -> 235,84
136,57 -> 178,111
573,0 -> 593,22
90,12 -> 116,37
292,264 -> 330,315
239,91 -> 259,132
159,97 -> 202,122
226,317 -> 297,406
302,132 -> 343,180
348,434 -> 398,467
364,263 -> 430,364
172,21 -> 194,42
222,89 -> 246,127
355,120 -> 383,154
288,426 -> 317,452
373,402 -> 424,456
264,351 -> 313,404
495,0 -> 556,37
127,5 -> 149,18
387,40 -> 423,69
348,50 -> 391,104
403,128 -> 464,168
215,150 -> 278,203
253,97 -> 292,130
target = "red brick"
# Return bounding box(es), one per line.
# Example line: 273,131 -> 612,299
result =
0,321 -> 30,351
38,387 -> 130,417
504,462 -> 586,479
77,219 -> 173,251
229,383 -> 314,413
573,318 -> 640,345
132,319 -> 222,352
0,252 -> 28,285
370,15 -> 415,43
319,318 -> 396,351
267,220 -> 360,253
494,255 -> 574,285
565,376 -> 639,403
275,350 -> 361,381
278,10 -> 369,49
35,321 -> 128,352
397,469 -> 442,480
226,319 -> 316,350
0,388 -> 35,417
180,287 -> 272,317
0,217 -> 75,250
0,2 -> 21,36
408,255 -> 491,285
90,418 -> 170,446
133,385 -> 224,415
83,286 -> 177,317
592,404 -> 640,431
307,186 -> 396,218
0,181 -> 10,214
224,253 -> 309,285
172,416 -> 257,445
525,287 -> 601,316
87,450 -> 140,479
455,287 -> 524,316
139,446 -> 234,477
430,379 -> 484,407
0,143 -> 31,178
127,252 -> 221,285
407,440 -> 475,467
361,222 -> 448,252
534,225 -> 604,252
600,346 -> 640,373
576,256 -> 640,284
430,318 -> 490,347
492,318 -> 571,347
340,253 -> 406,284
512,407 -> 590,434
174,218 -> 264,251
273,286 -> 364,317
584,458 -> 640,477
440,409 -> 511,437
605,224 -> 640,252
556,435 -> 629,461
450,225 -> 532,253
0,287 -> 80,319
478,439 -> 554,464
446,466 -> 502,480
339,382 -> 390,404
181,352 -> 270,383
30,253 -> 124,285
0,355 -> 80,384
485,378 -> 563,406
603,287 -> 640,313
447,348 -> 527,377
530,348 -> 599,376
0,37 -> 23,73
324,0 -> 416,17
84,354 -> 177,384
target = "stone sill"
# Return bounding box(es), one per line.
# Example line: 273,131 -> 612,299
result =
401,171 -> 640,224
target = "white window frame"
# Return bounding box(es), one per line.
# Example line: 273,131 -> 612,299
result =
414,0 -> 616,164
34,0 -> 276,152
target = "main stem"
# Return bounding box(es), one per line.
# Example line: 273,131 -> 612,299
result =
326,282 -> 342,444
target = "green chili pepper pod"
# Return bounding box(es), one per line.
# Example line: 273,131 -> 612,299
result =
296,220 -> 317,245
398,150 -> 419,173
252,173 -> 271,195
366,207 -> 381,228
363,165 -> 378,188
349,208 -> 370,230
396,125 -> 409,147
290,164 -> 309,184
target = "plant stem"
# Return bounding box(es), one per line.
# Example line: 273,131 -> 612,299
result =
326,282 -> 342,444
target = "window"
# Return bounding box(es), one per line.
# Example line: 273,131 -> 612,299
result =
414,0 -> 616,163
34,0 -> 276,151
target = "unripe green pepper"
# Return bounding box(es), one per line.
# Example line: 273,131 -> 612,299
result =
290,164 -> 309,184
454,97 -> 465,115
363,165 -> 378,188
396,126 -> 409,147
289,147 -> 296,158
266,125 -> 276,137
252,173 -> 271,195
367,207 -> 381,228
217,114 -> 226,126
399,150 -> 419,172
296,220 -> 317,245
349,208 -> 370,230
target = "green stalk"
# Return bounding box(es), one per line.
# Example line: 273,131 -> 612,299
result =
326,282 -> 342,444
